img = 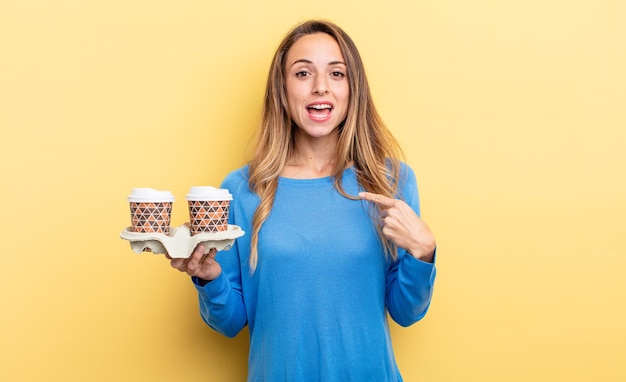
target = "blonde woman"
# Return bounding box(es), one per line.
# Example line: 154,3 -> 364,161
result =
170,20 -> 437,381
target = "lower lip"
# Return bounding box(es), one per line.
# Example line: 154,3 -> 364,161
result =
307,109 -> 332,122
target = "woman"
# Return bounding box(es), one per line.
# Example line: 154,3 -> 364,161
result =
170,20 -> 437,381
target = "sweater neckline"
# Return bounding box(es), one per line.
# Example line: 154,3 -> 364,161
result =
278,166 -> 354,184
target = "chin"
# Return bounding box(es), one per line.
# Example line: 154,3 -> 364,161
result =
303,126 -> 339,138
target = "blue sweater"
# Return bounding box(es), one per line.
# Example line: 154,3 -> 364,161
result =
193,164 -> 436,381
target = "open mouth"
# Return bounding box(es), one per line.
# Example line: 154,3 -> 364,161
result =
307,103 -> 333,120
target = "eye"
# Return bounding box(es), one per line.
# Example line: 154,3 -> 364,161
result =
330,71 -> 345,79
295,71 -> 311,78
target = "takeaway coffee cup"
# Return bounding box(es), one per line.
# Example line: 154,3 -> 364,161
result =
128,188 -> 175,234
186,186 -> 232,235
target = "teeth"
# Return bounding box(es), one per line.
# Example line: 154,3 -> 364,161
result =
309,104 -> 332,110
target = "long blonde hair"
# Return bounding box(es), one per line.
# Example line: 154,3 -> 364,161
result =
248,20 -> 404,271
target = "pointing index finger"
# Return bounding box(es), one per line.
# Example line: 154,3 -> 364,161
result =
358,191 -> 395,208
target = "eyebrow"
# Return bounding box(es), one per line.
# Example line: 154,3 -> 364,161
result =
289,59 -> 347,68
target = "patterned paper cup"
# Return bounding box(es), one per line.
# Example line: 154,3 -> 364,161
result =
128,188 -> 175,234
186,186 -> 232,235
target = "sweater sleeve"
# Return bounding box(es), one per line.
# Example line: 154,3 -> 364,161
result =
192,242 -> 247,337
386,250 -> 436,326
385,164 -> 437,326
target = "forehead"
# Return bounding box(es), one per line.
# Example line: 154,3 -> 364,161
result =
285,33 -> 345,65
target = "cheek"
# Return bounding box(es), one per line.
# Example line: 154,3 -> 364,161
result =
285,90 -> 299,114
337,86 -> 350,111
336,81 -> 350,101
286,92 -> 300,108
337,104 -> 349,121
286,83 -> 306,105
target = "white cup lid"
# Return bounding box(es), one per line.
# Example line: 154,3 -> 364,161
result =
186,186 -> 232,201
128,188 -> 175,202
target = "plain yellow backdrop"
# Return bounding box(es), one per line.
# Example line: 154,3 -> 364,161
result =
1,1 -> 625,381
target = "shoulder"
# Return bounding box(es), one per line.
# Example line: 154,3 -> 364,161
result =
220,164 -> 257,200
396,161 -> 421,214
398,161 -> 416,180
221,164 -> 250,189
397,161 -> 417,191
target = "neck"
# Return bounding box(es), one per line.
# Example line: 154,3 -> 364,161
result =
282,132 -> 339,179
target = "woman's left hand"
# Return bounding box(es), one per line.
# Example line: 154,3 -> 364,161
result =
359,192 -> 436,263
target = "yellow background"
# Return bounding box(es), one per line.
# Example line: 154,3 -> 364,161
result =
1,1 -> 625,381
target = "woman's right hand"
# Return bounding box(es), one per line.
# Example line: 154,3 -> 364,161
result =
168,245 -> 222,282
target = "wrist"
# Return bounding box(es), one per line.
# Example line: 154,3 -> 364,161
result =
193,276 -> 212,287
408,245 -> 435,263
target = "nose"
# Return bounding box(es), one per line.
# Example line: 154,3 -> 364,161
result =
312,75 -> 329,95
